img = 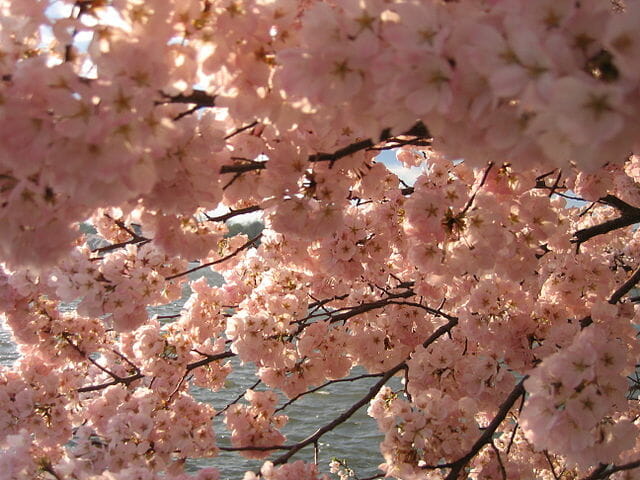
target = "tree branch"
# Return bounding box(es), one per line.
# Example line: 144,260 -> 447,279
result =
205,205 -> 262,223
215,378 -> 262,417
224,121 -> 260,140
308,138 -> 375,166
274,372 -> 385,414
234,316 -> 459,466
422,378 -> 527,480
78,350 -> 235,393
220,161 -> 268,174
219,121 -> 431,174
160,89 -> 217,107
609,264 -> 640,304
581,459 -> 640,480
186,351 -> 235,371
460,162 -> 493,216
326,290 -> 414,324
91,216 -> 150,254
165,233 -> 261,280
581,264 -> 640,327
271,362 -> 406,465
573,195 -> 640,247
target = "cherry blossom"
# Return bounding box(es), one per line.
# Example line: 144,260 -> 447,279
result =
0,1 -> 640,479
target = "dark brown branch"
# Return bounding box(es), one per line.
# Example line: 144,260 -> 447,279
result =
76,373 -> 145,394
573,195 -> 640,247
40,461 -> 63,480
156,90 -> 217,119
309,139 -> 375,166
230,314 -> 457,468
460,162 -> 494,216
609,265 -> 640,304
62,333 -> 142,390
225,121 -> 260,140
218,444 -> 292,452
544,451 -> 561,480
422,379 -> 527,479
165,351 -> 235,403
165,233 -> 262,280
271,362 -> 406,465
92,216 -> 150,254
367,138 -> 432,151
420,316 -> 459,349
78,350 -> 235,394
110,348 -> 142,374
573,214 -> 640,246
310,122 -> 430,167
220,161 -> 268,174
205,205 -> 262,223
582,465 -> 609,480
505,393 -> 525,456
166,371 -> 191,404
546,170 -> 563,197
215,378 -> 262,417
307,293 -> 350,310
219,121 -> 431,174
580,459 -> 640,480
274,372 -> 385,414
173,105 -> 202,121
581,264 -> 640,327
327,290 -> 414,324
401,121 -> 430,139
160,89 -> 217,107
386,300 -> 458,322
490,442 -> 507,480
293,293 -> 414,328
600,194 -> 638,214
92,238 -> 150,254
186,351 -> 235,371
443,380 -> 525,479
602,459 -> 640,477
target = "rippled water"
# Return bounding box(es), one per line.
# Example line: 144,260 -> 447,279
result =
0,268 -> 398,480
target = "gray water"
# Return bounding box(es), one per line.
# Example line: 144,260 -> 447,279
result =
0,267 -> 397,480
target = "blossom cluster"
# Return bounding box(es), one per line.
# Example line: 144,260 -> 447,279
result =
0,0 -> 640,480
521,318 -> 638,468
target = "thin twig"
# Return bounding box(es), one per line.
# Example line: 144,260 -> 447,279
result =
225,121 -> 259,140
271,362 -> 406,465
78,350 -> 235,393
609,265 -> 640,304
581,264 -> 640,327
581,464 -> 613,480
579,458 -> 640,479
544,451 -> 560,480
165,233 -> 262,280
215,378 -> 262,417
460,162 -> 494,216
490,441 -> 507,480
166,371 -> 190,404
159,89 -> 217,107
206,205 -> 262,222
219,122 -> 430,174
505,393 -> 525,456
274,372 -> 385,414
92,237 -> 150,254
573,195 -> 640,247
422,379 -> 527,479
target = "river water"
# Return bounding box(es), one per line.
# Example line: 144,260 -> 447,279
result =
0,268 -> 397,480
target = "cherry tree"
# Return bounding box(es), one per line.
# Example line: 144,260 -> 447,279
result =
1,0 -> 640,478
